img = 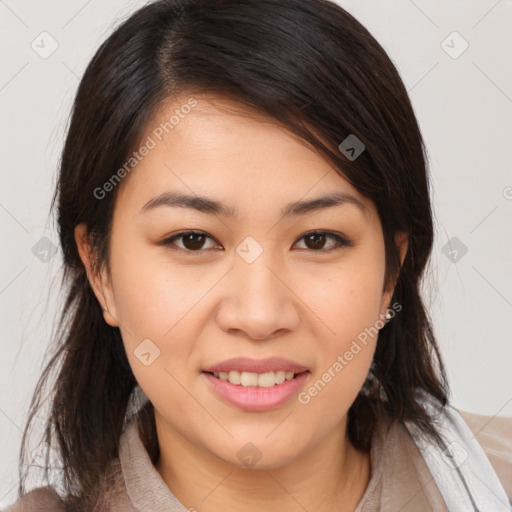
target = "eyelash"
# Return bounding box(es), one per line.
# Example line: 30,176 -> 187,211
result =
160,230 -> 354,254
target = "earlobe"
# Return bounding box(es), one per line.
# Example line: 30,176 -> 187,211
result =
74,223 -> 119,327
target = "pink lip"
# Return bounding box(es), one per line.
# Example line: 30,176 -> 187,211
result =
202,371 -> 310,411
203,356 -> 308,374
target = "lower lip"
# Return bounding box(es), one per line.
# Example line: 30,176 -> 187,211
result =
202,371 -> 309,412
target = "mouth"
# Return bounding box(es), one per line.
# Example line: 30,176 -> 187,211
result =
201,357 -> 310,410
201,369 -> 310,412
203,369 -> 309,388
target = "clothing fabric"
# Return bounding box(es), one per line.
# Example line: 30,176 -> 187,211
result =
404,403 -> 510,511
4,400 -> 511,512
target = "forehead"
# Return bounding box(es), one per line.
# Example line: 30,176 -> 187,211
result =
114,94 -> 376,222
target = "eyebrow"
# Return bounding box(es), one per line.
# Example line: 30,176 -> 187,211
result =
140,191 -> 369,220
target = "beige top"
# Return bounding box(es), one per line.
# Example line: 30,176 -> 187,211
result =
4,409 -> 511,512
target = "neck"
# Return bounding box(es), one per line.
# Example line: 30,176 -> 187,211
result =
154,415 -> 371,512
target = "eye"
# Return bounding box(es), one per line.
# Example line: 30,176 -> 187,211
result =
293,231 -> 353,252
160,230 -> 353,253
160,231 -> 220,252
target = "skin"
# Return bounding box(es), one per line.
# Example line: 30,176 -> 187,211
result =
76,94 -> 408,512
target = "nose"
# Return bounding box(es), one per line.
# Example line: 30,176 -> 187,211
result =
215,254 -> 301,341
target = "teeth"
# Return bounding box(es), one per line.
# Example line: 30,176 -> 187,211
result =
228,370 -> 240,384
212,370 -> 299,387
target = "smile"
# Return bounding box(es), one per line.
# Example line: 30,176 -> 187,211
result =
209,370 -> 305,387
202,370 -> 310,411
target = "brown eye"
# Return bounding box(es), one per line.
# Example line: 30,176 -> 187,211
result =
304,233 -> 328,250
181,233 -> 207,250
161,230 -> 353,254
161,231 -> 218,252
294,231 -> 353,252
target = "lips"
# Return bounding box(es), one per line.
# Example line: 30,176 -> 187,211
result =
202,356 -> 309,374
202,370 -> 310,411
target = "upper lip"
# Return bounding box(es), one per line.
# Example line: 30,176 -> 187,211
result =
203,357 -> 309,374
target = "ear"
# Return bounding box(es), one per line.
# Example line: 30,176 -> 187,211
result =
380,231 -> 408,318
74,223 -> 119,327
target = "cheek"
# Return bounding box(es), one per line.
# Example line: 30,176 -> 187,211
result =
298,291 -> 380,428
111,248 -> 205,414
297,254 -> 385,413
306,252 -> 386,346
109,237 -> 202,337
107,237 -> 212,394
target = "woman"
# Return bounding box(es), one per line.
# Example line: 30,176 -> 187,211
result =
5,0 -> 511,511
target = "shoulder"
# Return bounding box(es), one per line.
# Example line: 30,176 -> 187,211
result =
458,408 -> 512,502
400,395 -> 512,509
2,486 -> 66,512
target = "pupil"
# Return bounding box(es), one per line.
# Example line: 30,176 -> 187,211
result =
307,233 -> 325,250
185,233 -> 204,250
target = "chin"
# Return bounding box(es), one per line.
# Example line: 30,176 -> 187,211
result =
212,439 -> 303,471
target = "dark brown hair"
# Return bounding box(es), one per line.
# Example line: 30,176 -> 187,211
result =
18,0 -> 449,506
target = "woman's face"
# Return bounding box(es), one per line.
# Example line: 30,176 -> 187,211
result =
78,94 -> 406,469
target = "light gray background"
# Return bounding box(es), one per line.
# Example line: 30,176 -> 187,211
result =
1,0 -> 511,506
